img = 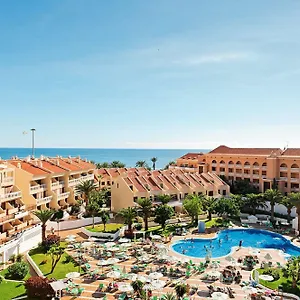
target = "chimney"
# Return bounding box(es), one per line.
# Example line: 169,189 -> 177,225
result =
17,162 -> 21,169
57,159 -> 59,166
34,160 -> 38,167
39,161 -> 43,168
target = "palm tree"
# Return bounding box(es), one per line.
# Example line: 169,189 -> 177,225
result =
96,162 -> 110,169
161,293 -> 177,300
262,189 -> 283,222
110,161 -> 126,168
244,193 -> 267,215
164,161 -> 176,170
136,160 -> 147,168
154,205 -> 174,229
86,201 -> 100,228
157,194 -> 172,204
136,198 -> 152,230
47,245 -> 64,273
174,283 -> 188,300
33,209 -> 54,242
75,180 -> 97,204
288,192 -> 300,229
99,210 -> 110,232
151,157 -> 158,170
283,256 -> 300,288
117,207 -> 137,232
202,196 -> 217,220
282,196 -> 295,223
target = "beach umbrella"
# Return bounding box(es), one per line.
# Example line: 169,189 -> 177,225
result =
106,258 -> 120,264
211,292 -> 228,300
151,280 -> 165,289
136,275 -> 147,282
106,242 -> 116,247
151,235 -> 162,240
119,238 -> 131,243
121,242 -> 132,248
206,270 -> 221,277
127,273 -> 137,281
242,286 -> 258,294
264,253 -> 272,261
66,234 -> 77,239
66,272 -> 80,279
118,283 -> 133,293
97,260 -> 109,266
107,271 -> 121,279
148,272 -> 163,280
82,242 -> 92,248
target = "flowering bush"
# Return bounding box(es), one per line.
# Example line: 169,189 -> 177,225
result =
25,276 -> 54,299
43,234 -> 60,250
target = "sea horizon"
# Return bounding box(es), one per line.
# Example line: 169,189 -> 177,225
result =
0,148 -> 209,169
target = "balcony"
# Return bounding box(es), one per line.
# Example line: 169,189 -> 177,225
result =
291,178 -> 299,183
57,192 -> 70,200
228,172 -> 234,176
291,188 -> 300,192
244,165 -> 250,169
36,196 -> 52,206
69,175 -> 94,187
1,177 -> 14,187
236,164 -> 242,168
0,191 -> 22,202
0,232 -> 6,240
253,174 -> 260,179
30,184 -> 47,194
243,173 -> 250,177
220,171 -> 225,176
262,166 -> 267,170
219,163 -> 225,168
0,214 -> 14,224
228,164 -> 234,167
280,167 -> 288,172
291,168 -> 300,173
14,210 -> 29,219
280,177 -> 287,181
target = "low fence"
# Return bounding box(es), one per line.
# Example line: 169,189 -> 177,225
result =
46,215 -> 114,231
25,252 -> 44,278
0,225 -> 42,263
81,226 -> 125,241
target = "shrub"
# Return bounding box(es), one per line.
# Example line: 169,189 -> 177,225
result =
16,254 -> 24,262
134,223 -> 143,230
63,255 -> 74,264
6,262 -> 29,280
70,204 -> 80,215
43,234 -> 60,250
25,276 -> 54,299
262,268 -> 280,281
0,275 -> 3,284
9,254 -> 16,263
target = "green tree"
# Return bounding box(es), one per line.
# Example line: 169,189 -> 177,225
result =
86,201 -> 100,228
231,179 -> 259,195
174,283 -> 188,300
89,190 -> 105,206
75,180 -> 97,204
136,198 -> 152,230
136,160 -> 148,168
154,205 -> 174,229
151,157 -> 158,170
47,245 -> 64,273
262,189 -> 283,222
244,193 -> 266,215
33,209 -> 54,242
213,198 -> 240,218
131,280 -> 145,297
288,192 -> 300,229
7,262 -> 29,280
283,256 -> 300,288
161,293 -> 177,300
183,195 -> 202,224
164,161 -> 176,170
99,210 -> 110,232
110,161 -> 126,168
96,162 -> 110,169
202,196 -> 217,220
282,196 -> 295,223
157,194 -> 172,204
117,207 -> 137,232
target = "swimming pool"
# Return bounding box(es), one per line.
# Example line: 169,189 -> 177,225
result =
171,229 -> 300,258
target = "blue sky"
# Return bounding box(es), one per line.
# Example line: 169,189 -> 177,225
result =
1,0 -> 300,149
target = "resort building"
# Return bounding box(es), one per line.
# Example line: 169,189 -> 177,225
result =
174,145 -> 300,194
0,156 -> 95,243
110,168 -> 230,212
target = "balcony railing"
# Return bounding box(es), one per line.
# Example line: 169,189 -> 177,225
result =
211,163 -> 217,167
236,164 -> 242,168
291,178 -> 299,183
36,196 -> 52,206
219,164 -> 225,167
0,214 -> 14,224
291,168 -> 300,173
0,191 -> 22,201
253,174 -> 260,179
291,188 -> 300,192
262,166 -> 267,170
14,210 -> 29,219
228,164 -> 234,167
1,177 -> 14,186
30,184 -> 47,194
220,171 -> 225,175
69,175 -> 94,187
253,165 -> 260,169
280,177 -> 287,181
243,173 -> 250,177
228,172 -> 234,176
57,192 -> 70,200
244,165 -> 250,169
280,167 -> 288,171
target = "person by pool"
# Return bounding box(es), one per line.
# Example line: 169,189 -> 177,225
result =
219,239 -> 222,246
225,233 -> 229,241
239,240 -> 243,248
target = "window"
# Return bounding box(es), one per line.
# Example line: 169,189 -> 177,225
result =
208,191 -> 213,196
212,167 -> 216,171
101,182 -> 105,185
223,190 -> 227,196
117,183 -> 119,188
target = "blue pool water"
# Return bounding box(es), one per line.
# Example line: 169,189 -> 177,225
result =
171,229 -> 300,258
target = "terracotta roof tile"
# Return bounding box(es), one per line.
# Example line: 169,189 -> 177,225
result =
54,158 -> 82,171
282,148 -> 300,156
179,153 -> 204,159
209,145 -> 282,155
10,160 -> 49,176
35,160 -> 66,173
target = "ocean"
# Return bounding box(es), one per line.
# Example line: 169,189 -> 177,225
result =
0,148 -> 208,169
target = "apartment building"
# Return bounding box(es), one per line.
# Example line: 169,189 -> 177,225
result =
0,156 -> 95,243
175,145 -> 300,194
110,168 -> 230,212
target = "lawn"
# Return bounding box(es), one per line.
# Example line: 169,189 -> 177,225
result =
86,223 -> 123,233
257,268 -> 300,296
205,217 -> 230,228
0,263 -> 31,280
0,280 -> 26,300
30,247 -> 80,280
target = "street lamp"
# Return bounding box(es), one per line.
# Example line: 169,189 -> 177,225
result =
30,128 -> 36,158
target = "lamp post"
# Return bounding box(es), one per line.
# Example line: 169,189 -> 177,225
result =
30,128 -> 36,158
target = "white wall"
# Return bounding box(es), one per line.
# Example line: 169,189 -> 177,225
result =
0,225 -> 42,263
261,202 -> 297,217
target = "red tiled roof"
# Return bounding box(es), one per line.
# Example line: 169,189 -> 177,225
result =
55,158 -> 82,171
10,160 -> 49,176
179,153 -> 203,159
209,145 -> 281,155
282,148 -> 300,156
70,158 -> 95,169
37,160 -> 66,173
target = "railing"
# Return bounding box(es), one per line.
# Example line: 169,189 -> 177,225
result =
228,164 -> 234,167
211,163 -> 217,167
57,192 -> 70,200
36,196 -> 52,205
0,191 -> 22,201
291,178 -> 299,183
1,177 -> 14,186
219,164 -> 225,167
280,177 -> 287,181
30,184 -> 47,194
291,168 -> 300,173
228,172 -> 234,176
14,210 -> 29,219
0,214 -> 14,224
261,166 -> 267,170
69,175 -> 94,186
291,188 -> 300,192
252,174 -> 260,178
244,165 -> 250,169
235,164 -> 242,168
253,165 -> 260,169
280,167 -> 288,171
243,173 -> 250,177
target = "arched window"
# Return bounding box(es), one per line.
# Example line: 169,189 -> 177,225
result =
244,162 -> 250,166
262,162 -> 267,167
236,161 -> 241,165
228,161 -> 234,165
280,163 -> 287,168
253,162 -> 259,167
220,160 -> 225,164
212,160 -> 217,164
291,163 -> 299,169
